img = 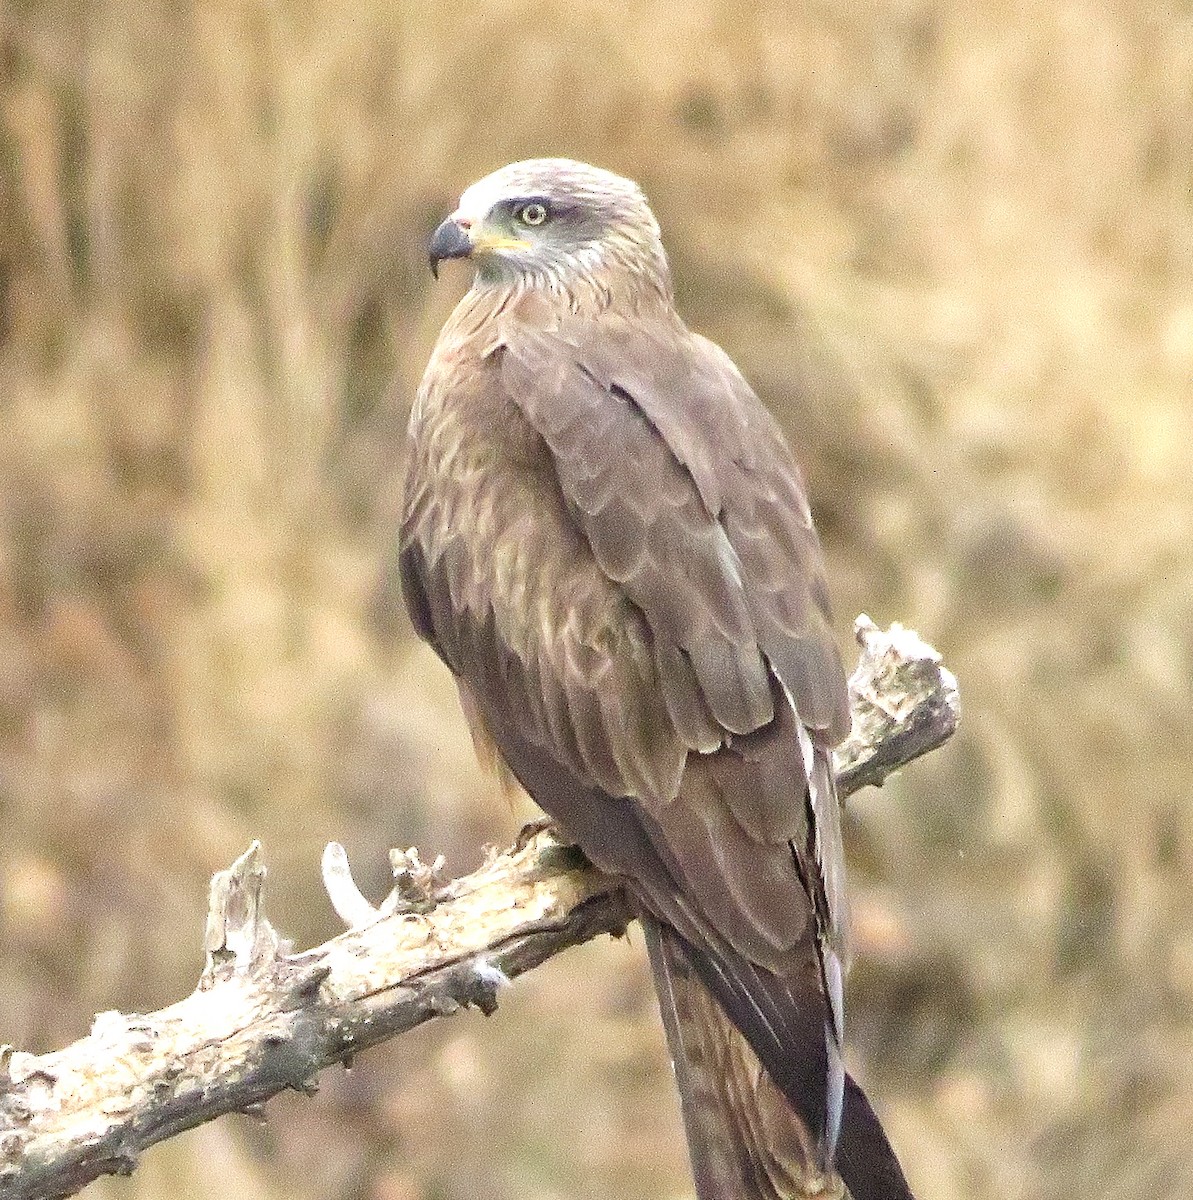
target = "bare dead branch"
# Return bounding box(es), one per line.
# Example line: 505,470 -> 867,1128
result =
0,619 -> 958,1200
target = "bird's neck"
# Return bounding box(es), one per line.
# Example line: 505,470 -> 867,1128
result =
467,268 -> 672,322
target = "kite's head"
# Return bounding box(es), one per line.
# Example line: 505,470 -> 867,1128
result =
428,158 -> 670,297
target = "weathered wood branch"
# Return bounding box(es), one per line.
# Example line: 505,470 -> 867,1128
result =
0,617 -> 958,1200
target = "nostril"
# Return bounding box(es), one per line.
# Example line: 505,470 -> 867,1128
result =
456,217 -> 473,230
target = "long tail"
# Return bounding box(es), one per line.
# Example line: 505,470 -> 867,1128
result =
643,916 -> 915,1200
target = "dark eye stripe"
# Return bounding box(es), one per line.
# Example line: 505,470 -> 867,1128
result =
515,194 -> 552,212
495,195 -> 583,223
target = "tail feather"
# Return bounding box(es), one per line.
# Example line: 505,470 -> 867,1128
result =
644,916 -> 829,1199
644,915 -> 915,1200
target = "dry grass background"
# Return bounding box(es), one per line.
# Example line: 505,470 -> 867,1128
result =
2,1 -> 1191,1197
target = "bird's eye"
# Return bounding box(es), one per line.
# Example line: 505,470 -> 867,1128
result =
518,202 -> 549,227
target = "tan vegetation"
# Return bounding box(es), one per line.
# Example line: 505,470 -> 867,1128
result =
1,2 -> 1190,1198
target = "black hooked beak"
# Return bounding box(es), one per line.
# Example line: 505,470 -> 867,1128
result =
428,216 -> 473,279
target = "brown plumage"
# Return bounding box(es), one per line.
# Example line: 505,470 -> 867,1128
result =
400,159 -> 913,1200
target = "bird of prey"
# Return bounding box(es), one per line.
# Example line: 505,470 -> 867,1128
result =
400,158 -> 913,1200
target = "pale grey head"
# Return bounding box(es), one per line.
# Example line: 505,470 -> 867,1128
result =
428,158 -> 672,304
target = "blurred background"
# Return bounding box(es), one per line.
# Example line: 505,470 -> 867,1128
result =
2,1 -> 1191,1197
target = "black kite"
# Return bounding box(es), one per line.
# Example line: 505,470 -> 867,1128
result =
400,159 -> 913,1200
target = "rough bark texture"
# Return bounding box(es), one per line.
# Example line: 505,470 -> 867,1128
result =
0,618 -> 958,1200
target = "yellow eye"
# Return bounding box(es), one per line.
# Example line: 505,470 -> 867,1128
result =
518,202 -> 548,227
